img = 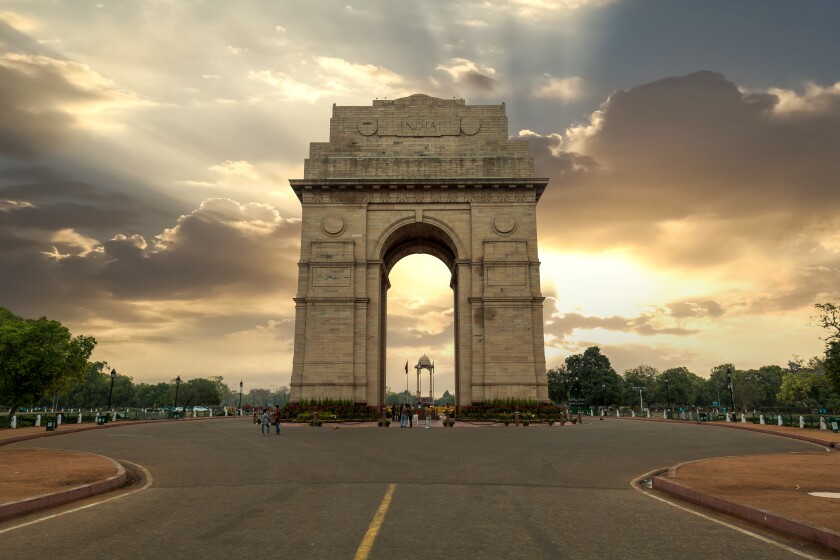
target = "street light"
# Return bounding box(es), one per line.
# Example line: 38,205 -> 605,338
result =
107,368 -> 117,412
664,378 -> 670,414
633,386 -> 646,412
174,376 -> 182,414
726,367 -> 735,413
238,380 -> 243,415
601,383 -> 606,408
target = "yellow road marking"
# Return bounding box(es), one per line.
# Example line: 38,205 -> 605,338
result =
353,483 -> 396,560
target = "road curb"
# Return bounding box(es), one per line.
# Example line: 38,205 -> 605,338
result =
652,467 -> 840,553
0,415 -> 241,447
0,452 -> 127,521
607,415 -> 836,448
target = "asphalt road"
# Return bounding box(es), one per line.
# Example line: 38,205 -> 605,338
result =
0,418 -> 829,559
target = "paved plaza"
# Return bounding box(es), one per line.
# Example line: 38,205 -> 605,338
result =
1,418 -> 835,559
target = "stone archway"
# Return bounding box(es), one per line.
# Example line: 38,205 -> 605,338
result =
289,94 -> 550,408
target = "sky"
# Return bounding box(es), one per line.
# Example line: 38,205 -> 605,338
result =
1,0 -> 839,397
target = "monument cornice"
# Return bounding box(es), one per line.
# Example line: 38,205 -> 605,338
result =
290,177 -> 549,203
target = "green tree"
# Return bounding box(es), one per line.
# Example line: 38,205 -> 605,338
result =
180,378 -> 222,408
777,371 -> 833,409
546,365 -> 572,404
564,347 -> 622,406
135,382 -> 173,409
434,390 -> 455,406
657,367 -> 704,408
622,365 -> 659,407
814,301 -> 840,342
0,308 -> 96,415
825,341 -> 840,396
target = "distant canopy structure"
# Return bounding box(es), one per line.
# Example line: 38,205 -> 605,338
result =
415,355 -> 434,404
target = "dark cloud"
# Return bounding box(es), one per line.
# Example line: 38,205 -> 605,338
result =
0,166 -> 170,233
667,300 -> 724,318
533,72 -> 840,232
542,298 -> 698,345
527,71 -> 840,312
0,198 -> 301,323
460,70 -> 497,91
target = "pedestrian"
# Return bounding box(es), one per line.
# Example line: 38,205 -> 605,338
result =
425,405 -> 432,429
400,404 -> 407,428
274,407 -> 281,434
253,411 -> 259,424
261,409 -> 270,435
409,405 -> 413,428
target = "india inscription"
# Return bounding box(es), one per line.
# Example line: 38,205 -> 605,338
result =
290,94 -> 550,408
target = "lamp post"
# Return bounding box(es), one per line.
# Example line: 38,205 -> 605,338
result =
107,368 -> 117,412
726,367 -> 735,413
238,380 -> 243,415
633,386 -> 646,412
664,378 -> 670,414
174,376 -> 181,414
601,383 -> 606,408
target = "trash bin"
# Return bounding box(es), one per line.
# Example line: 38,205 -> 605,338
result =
45,418 -> 56,431
699,412 -> 708,422
96,416 -> 107,425
173,411 -> 181,419
830,417 -> 840,433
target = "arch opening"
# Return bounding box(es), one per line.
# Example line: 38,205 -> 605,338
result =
378,222 -> 460,409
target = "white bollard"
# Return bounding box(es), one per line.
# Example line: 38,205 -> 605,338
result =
35,415 -> 41,427
646,409 -> 651,418
10,415 -> 16,429
210,409 -> 213,417
726,412 -> 731,422
193,408 -> 197,418
57,413 -> 62,426
615,410 -> 620,417
820,417 -> 828,430
631,410 -> 635,418
741,413 -> 746,423
224,408 -> 228,417
778,415 -> 783,427
800,416 -> 805,429
680,411 -> 686,420
78,412 -> 83,424
663,410 -> 667,419
688,412 -> 693,421
111,410 -> 117,421
759,414 -> 765,425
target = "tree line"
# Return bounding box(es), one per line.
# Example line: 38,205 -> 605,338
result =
547,302 -> 840,411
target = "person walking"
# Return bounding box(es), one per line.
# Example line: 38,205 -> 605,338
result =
408,405 -> 414,428
400,404 -> 407,428
273,407 -> 281,435
425,405 -> 432,429
261,409 -> 270,435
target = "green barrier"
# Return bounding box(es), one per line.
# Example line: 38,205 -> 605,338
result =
830,417 -> 840,433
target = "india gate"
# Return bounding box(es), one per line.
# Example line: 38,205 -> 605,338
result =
289,94 -> 549,408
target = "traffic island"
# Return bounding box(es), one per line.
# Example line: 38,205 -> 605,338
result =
653,452 -> 840,552
0,448 -> 126,521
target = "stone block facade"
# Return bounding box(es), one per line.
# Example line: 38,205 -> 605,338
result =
289,94 -> 549,408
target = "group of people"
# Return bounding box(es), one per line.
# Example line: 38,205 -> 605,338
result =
254,408 -> 282,435
390,403 -> 449,429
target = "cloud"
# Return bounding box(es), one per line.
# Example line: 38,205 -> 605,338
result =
250,56 -> 409,103
0,52 -> 154,157
0,198 -> 301,322
527,72 -> 840,271
436,58 -> 499,92
534,75 -> 585,101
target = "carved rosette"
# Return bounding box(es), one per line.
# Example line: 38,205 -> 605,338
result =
492,213 -> 517,236
321,214 -> 347,236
